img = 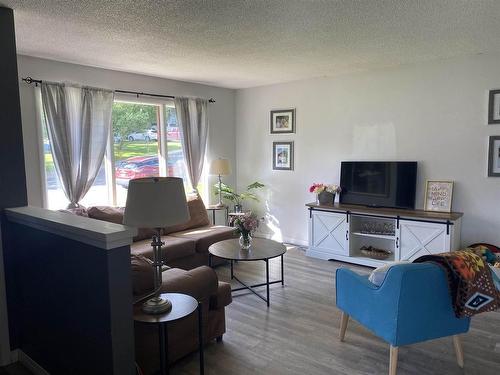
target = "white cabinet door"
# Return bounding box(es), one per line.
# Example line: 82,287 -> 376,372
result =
398,220 -> 450,261
311,211 -> 349,256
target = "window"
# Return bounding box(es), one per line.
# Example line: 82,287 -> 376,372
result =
40,93 -> 205,209
112,102 -> 161,206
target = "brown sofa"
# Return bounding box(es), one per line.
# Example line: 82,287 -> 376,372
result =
85,195 -> 237,269
132,255 -> 231,374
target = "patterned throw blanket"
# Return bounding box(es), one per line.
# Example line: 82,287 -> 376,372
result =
414,250 -> 500,318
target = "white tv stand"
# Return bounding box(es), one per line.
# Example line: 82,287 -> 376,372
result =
306,202 -> 463,268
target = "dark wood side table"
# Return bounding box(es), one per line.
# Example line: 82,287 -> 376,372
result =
206,205 -> 229,225
208,238 -> 286,307
134,293 -> 204,375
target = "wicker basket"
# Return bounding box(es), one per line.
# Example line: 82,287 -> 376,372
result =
360,246 -> 392,260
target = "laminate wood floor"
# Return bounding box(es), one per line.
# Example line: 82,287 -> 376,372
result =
171,246 -> 500,375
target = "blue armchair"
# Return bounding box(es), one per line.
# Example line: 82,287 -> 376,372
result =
336,263 -> 470,375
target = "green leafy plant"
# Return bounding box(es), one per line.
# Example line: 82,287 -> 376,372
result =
214,181 -> 265,206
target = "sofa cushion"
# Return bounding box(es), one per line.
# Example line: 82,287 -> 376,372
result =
169,225 -> 237,253
87,206 -> 156,242
159,266 -> 218,302
131,235 -> 197,262
131,254 -> 155,296
163,196 -> 210,234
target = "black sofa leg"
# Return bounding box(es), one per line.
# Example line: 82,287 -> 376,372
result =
216,335 -> 223,343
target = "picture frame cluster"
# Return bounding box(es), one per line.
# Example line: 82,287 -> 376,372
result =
270,108 -> 295,171
488,90 -> 500,177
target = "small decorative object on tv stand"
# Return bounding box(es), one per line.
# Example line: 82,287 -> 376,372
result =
306,202 -> 463,268
309,183 -> 341,205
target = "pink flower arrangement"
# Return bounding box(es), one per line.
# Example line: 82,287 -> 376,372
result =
231,213 -> 260,238
309,183 -> 341,194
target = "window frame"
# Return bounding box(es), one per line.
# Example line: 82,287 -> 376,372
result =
38,93 -> 206,208
110,95 -> 173,206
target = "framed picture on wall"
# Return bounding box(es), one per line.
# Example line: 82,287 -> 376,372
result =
424,180 -> 454,212
488,135 -> 500,177
270,109 -> 295,134
488,90 -> 500,124
272,141 -> 294,170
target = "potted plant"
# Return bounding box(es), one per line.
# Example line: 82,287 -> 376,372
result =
214,181 -> 265,212
230,212 -> 260,249
309,183 -> 341,205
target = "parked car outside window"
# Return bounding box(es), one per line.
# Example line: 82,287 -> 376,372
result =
127,128 -> 157,142
166,126 -> 180,141
115,150 -> 185,187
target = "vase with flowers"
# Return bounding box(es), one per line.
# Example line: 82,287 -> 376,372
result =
309,183 -> 342,205
230,212 -> 260,249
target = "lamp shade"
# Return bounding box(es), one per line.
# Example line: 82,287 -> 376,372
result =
123,177 -> 189,228
209,158 -> 231,176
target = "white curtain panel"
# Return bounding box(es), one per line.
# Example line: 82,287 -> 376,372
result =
174,97 -> 209,192
41,82 -> 114,208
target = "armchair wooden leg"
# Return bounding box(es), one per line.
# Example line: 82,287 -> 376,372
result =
453,335 -> 464,368
389,345 -> 398,375
339,312 -> 349,342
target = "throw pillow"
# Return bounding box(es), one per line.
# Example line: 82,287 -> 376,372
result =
87,206 -> 156,242
87,206 -> 124,224
368,261 -> 409,287
163,195 -> 210,234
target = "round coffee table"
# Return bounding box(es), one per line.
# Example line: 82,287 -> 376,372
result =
134,293 -> 204,375
208,238 -> 286,306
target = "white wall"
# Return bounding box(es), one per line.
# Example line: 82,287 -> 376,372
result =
17,55 -> 236,208
236,54 -> 500,246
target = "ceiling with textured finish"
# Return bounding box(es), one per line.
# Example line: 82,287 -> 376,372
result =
2,0 -> 500,88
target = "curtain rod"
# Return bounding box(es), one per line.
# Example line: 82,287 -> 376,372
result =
21,76 -> 216,103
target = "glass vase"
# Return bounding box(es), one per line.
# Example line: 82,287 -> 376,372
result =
239,234 -> 252,249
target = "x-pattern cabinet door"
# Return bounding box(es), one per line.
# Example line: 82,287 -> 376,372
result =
311,211 -> 349,256
399,220 -> 450,261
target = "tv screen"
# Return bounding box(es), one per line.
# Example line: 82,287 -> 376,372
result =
339,161 -> 417,209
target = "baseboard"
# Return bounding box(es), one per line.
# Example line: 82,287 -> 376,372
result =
254,232 -> 308,248
10,349 -> 49,375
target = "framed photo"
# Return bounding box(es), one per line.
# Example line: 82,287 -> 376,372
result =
424,180 -> 454,212
272,141 -> 294,170
270,109 -> 295,134
488,135 -> 500,177
488,90 -> 500,124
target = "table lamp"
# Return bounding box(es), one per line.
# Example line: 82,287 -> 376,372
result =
124,177 -> 189,314
209,158 -> 231,208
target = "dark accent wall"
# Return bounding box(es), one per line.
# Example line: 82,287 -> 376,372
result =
4,221 -> 135,374
0,9 -> 134,373
0,5 -> 28,365
0,7 -> 27,208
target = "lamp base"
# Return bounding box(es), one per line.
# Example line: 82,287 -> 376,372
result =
142,296 -> 172,315
213,202 -> 226,208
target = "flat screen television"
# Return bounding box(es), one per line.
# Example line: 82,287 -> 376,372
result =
339,161 -> 417,209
